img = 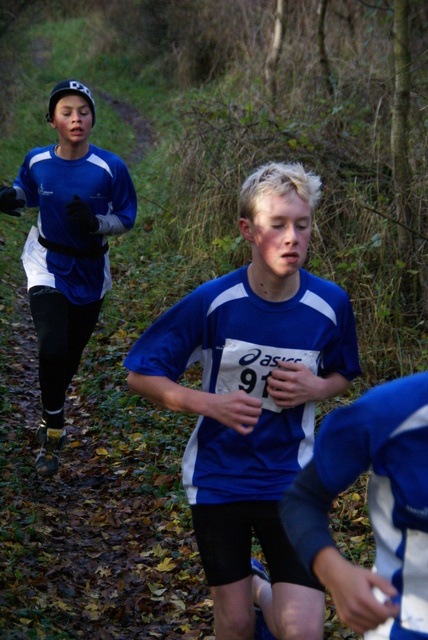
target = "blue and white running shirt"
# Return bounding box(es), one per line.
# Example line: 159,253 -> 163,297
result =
124,266 -> 361,505
318,374 -> 428,640
15,143 -> 137,304
281,373 -> 428,640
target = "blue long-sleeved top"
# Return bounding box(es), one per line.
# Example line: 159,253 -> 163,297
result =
15,143 -> 137,304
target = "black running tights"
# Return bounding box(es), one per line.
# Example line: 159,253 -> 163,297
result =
29,286 -> 104,415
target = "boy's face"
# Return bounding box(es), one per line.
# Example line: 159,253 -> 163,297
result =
239,193 -> 312,280
50,94 -> 93,145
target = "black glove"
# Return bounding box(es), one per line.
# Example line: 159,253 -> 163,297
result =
65,195 -> 99,233
0,186 -> 25,217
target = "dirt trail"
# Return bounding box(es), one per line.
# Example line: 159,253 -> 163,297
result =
96,90 -> 156,167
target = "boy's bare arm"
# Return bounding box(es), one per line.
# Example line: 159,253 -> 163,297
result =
267,361 -> 350,408
127,372 -> 262,435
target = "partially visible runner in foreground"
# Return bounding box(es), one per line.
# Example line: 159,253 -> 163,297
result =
280,372 -> 428,640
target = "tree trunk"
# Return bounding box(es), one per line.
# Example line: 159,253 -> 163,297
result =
391,0 -> 412,252
265,0 -> 287,103
317,0 -> 334,97
390,0 -> 428,317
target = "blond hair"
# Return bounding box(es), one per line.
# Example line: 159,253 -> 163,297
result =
238,162 -> 322,221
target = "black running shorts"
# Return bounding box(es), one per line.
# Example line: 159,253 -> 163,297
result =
191,500 -> 324,590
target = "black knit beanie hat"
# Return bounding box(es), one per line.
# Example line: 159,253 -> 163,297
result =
46,79 -> 96,126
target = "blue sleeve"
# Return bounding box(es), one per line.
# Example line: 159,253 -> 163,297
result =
14,152 -> 40,208
316,374 -> 428,492
123,289 -> 204,381
314,402 -> 372,495
321,292 -> 361,381
279,460 -> 337,574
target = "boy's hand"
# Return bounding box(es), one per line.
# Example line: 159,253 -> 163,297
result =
126,373 -> 262,437
66,195 -> 99,233
267,360 -> 320,408
313,548 -> 400,634
0,187 -> 25,217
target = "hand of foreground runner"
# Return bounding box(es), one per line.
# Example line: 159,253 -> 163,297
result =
313,547 -> 400,634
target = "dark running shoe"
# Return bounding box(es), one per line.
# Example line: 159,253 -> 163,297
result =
35,421 -> 66,477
